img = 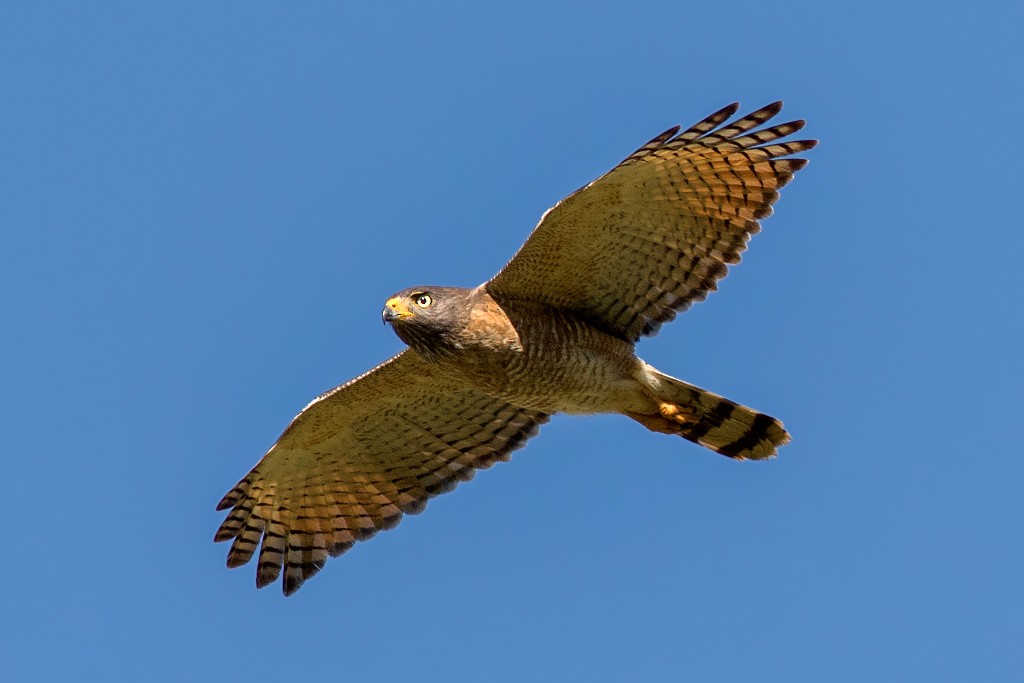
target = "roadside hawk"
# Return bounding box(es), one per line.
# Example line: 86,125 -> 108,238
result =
215,101 -> 817,595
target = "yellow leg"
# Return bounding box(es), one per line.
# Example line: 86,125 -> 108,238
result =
659,402 -> 697,424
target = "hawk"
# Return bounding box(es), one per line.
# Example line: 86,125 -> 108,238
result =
216,101 -> 817,595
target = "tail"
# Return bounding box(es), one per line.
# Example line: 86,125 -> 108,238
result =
625,369 -> 790,460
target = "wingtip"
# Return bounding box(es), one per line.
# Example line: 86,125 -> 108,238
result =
705,101 -> 741,124
216,478 -> 251,511
225,554 -> 249,569
256,572 -> 277,591
283,577 -> 302,597
759,100 -> 784,118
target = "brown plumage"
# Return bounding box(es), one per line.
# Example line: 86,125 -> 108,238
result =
216,102 -> 817,594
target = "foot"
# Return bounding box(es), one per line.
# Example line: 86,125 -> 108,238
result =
659,402 -> 697,424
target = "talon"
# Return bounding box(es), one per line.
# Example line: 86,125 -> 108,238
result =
659,403 -> 696,424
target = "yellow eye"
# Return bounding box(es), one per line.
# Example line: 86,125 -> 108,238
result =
414,293 -> 432,308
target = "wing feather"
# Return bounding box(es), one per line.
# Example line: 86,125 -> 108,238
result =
487,102 -> 817,342
215,349 -> 549,595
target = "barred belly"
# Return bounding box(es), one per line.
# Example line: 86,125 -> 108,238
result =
452,301 -> 650,415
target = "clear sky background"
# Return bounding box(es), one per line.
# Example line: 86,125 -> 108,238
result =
3,2 -> 1022,681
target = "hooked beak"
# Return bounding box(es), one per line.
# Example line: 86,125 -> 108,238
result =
382,297 -> 413,324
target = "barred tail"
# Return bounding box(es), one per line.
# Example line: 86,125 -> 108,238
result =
626,370 -> 790,460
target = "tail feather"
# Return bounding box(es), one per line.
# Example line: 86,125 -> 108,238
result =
627,370 -> 790,460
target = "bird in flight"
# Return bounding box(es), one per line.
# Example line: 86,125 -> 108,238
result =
215,101 -> 817,595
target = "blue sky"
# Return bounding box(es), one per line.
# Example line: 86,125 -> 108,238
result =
3,2 -> 1022,681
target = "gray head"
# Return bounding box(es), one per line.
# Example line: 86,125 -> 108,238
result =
382,286 -> 474,357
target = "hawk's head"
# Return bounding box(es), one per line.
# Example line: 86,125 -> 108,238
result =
382,286 -> 473,357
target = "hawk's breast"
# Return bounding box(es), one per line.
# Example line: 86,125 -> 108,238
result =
447,292 -> 644,414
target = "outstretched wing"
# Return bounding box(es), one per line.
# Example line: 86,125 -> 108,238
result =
487,102 -> 817,342
215,349 -> 549,595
